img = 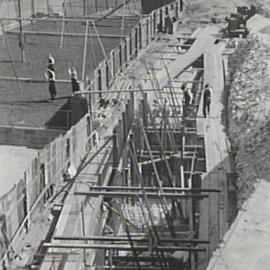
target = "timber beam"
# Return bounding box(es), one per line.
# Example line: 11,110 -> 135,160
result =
76,88 -> 164,94
143,128 -> 199,135
172,80 -> 203,84
74,191 -> 208,199
53,236 -> 209,244
88,186 -> 220,193
6,30 -> 126,39
0,76 -> 73,83
137,148 -> 203,155
112,255 -> 190,262
43,243 -> 206,252
98,267 -> 183,270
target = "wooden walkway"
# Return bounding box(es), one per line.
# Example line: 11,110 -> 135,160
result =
142,26 -> 219,105
198,41 -> 231,270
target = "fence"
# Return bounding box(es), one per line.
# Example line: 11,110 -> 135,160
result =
0,0 -> 141,20
87,0 -> 183,109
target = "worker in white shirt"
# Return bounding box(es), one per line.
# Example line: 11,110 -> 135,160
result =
48,54 -> 55,71
45,66 -> 57,101
68,66 -> 80,94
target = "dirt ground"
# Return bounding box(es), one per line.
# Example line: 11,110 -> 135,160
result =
0,19 -> 136,81
0,17 -> 138,127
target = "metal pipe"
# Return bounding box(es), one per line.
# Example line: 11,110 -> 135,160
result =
88,186 -> 220,193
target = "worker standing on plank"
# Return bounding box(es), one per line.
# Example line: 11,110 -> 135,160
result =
45,65 -> 57,101
203,83 -> 212,118
68,66 -> 80,94
182,83 -> 191,106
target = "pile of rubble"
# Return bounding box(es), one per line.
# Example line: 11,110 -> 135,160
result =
227,35 -> 270,207
254,0 -> 270,17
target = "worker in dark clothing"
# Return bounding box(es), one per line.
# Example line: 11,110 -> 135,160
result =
203,83 -> 212,118
98,98 -> 109,109
45,54 -> 57,101
2,261 -> 7,270
182,84 -> 191,106
98,98 -> 106,109
182,83 -> 192,118
45,67 -> 57,101
248,4 -> 257,18
68,66 -> 80,94
165,14 -> 173,34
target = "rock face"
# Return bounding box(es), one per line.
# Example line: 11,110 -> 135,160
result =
227,34 -> 270,207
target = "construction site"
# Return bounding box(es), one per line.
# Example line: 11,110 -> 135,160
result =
1,0 -> 270,269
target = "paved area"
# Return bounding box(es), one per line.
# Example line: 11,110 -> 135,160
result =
207,179 -> 270,270
0,145 -> 37,197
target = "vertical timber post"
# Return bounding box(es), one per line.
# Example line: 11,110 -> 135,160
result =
60,0 -> 66,49
83,0 -> 86,16
81,202 -> 87,268
129,133 -> 137,187
95,0 -> 98,13
142,93 -> 148,127
17,0 -> 25,62
31,0 -> 35,18
82,20 -> 89,88
113,128 -> 118,169
47,0 -> 50,16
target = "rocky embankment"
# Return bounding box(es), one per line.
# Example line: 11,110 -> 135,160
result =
227,32 -> 270,207
254,0 -> 270,17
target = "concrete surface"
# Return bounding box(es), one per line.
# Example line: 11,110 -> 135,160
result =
206,179 -> 270,270
0,145 -> 37,197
